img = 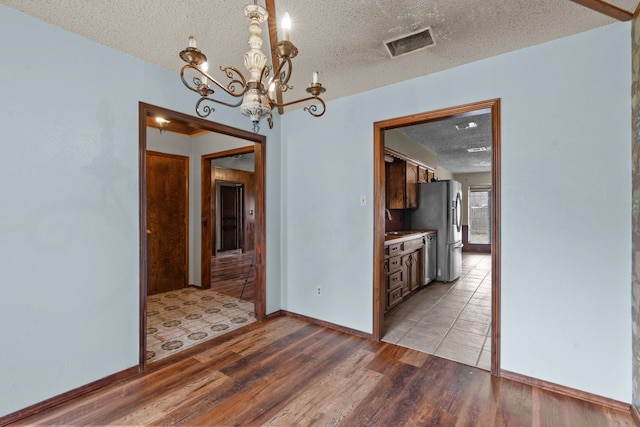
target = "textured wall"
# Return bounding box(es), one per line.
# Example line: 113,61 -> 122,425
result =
632,6 -> 640,411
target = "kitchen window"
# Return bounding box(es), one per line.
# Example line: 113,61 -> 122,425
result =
468,186 -> 491,244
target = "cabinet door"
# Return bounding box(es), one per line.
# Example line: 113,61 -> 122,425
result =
405,162 -> 419,208
427,169 -> 435,182
418,166 -> 428,183
386,160 -> 406,209
410,249 -> 422,291
401,254 -> 412,295
403,251 -> 420,294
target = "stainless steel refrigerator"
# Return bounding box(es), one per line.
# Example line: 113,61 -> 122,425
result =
405,180 -> 463,282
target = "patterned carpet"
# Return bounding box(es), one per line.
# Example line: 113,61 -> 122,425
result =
146,287 -> 255,363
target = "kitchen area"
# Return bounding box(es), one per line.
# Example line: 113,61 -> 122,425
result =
381,114 -> 493,370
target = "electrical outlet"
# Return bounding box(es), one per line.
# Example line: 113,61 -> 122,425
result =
317,286 -> 322,296
360,195 -> 366,206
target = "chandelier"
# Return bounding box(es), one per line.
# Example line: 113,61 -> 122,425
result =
179,1 -> 327,133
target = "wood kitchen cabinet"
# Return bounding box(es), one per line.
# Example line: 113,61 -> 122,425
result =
402,250 -> 422,293
418,165 -> 436,183
386,254 -> 404,309
418,166 -> 428,183
403,237 -> 423,293
384,233 -> 426,311
386,159 -> 418,209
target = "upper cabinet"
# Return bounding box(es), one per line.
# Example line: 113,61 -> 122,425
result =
418,166 -> 428,183
385,150 -> 435,209
386,159 -> 418,209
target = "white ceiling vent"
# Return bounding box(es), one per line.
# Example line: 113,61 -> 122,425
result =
385,27 -> 435,58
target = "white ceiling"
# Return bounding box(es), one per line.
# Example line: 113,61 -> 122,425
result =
1,0 -> 635,172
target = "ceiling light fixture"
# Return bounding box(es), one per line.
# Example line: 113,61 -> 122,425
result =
455,121 -> 478,130
467,146 -> 488,153
155,117 -> 170,133
179,1 -> 327,133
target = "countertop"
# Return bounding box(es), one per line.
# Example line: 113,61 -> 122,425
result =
384,229 -> 437,244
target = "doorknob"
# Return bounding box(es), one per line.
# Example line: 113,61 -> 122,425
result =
146,229 -> 152,235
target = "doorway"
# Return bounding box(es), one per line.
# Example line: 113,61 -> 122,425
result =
373,99 -> 501,375
218,182 -> 244,254
138,102 -> 266,370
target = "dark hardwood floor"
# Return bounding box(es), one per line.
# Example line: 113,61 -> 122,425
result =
11,317 -> 634,426
211,250 -> 255,302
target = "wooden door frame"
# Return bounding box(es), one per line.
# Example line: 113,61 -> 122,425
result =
146,150 -> 190,294
215,180 -> 245,255
202,145 -> 255,287
138,102 -> 267,370
373,98 -> 501,375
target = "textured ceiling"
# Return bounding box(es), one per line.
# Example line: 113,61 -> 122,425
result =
397,112 -> 493,174
1,0 -> 635,172
0,0 -> 635,105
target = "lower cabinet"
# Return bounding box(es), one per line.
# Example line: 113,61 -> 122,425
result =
405,250 -> 422,293
385,254 -> 403,309
384,235 -> 426,311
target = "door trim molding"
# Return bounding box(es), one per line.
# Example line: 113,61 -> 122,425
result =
372,98 -> 501,375
138,102 -> 267,371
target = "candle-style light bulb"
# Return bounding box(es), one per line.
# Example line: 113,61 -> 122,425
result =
282,13 -> 291,41
188,36 -> 197,48
201,62 -> 208,86
313,71 -> 319,84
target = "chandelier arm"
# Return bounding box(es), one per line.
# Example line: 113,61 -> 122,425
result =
270,57 -> 293,91
219,66 -> 248,96
258,65 -> 270,87
302,97 -> 326,117
180,65 -> 205,94
181,64 -> 248,98
195,96 -> 244,118
267,95 -> 326,117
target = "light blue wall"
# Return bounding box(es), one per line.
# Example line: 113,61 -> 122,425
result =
282,22 -> 631,402
0,5 -> 281,417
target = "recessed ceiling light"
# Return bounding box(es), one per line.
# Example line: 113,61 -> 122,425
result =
467,146 -> 488,153
455,121 -> 478,130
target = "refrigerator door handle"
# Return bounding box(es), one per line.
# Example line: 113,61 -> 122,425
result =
452,193 -> 462,232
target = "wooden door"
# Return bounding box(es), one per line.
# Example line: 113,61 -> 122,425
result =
220,184 -> 243,252
146,151 -> 189,296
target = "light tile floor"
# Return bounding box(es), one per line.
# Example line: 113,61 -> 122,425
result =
383,253 -> 492,370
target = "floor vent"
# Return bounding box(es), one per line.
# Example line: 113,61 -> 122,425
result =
385,27 -> 435,58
